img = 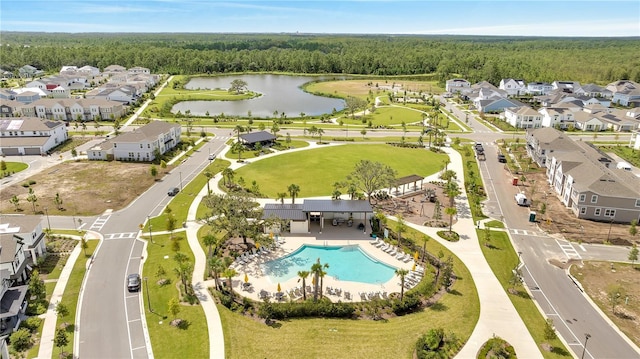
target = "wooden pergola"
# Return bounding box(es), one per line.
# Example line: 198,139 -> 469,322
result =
389,174 -> 425,196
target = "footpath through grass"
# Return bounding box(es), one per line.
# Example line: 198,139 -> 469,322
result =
480,230 -> 570,358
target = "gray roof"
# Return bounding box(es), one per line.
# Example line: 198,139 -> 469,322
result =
0,285 -> 29,318
240,131 -> 276,144
0,234 -> 21,263
396,174 -> 424,186
115,121 -> 180,143
302,199 -> 373,213
0,215 -> 42,233
0,117 -> 64,132
262,204 -> 306,220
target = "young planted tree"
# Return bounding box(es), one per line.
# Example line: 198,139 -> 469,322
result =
54,192 -> 63,210
203,170 -> 212,194
445,206 -> 457,232
544,318 -> 557,341
54,328 -> 69,357
26,188 -> 38,213
607,283 -> 626,315
150,165 -> 158,181
395,213 -> 406,247
28,269 -> 46,302
630,219 -> 638,237
10,195 -> 20,211
222,268 -> 238,293
80,235 -> 88,257
55,302 -> 69,319
629,244 -> 638,268
168,297 -> 180,319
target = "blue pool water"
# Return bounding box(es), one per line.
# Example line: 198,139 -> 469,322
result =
262,244 -> 397,284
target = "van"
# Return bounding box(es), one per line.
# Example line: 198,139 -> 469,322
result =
616,162 -> 632,171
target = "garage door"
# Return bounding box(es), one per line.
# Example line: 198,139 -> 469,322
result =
1,148 -> 20,156
24,148 -> 41,155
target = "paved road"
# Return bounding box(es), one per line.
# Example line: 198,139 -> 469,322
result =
473,121 -> 639,358
71,137 -> 227,358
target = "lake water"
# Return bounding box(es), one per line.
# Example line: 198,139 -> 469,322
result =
172,74 -> 346,118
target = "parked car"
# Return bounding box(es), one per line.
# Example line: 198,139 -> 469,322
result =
497,154 -> 507,163
168,187 -> 179,196
127,273 -> 141,292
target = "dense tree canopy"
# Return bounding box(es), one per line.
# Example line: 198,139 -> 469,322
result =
1,32 -> 638,85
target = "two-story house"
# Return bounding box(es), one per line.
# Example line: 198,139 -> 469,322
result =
88,121 -> 181,162
503,106 -> 542,129
445,78 -> 471,93
525,127 -> 581,168
527,82 -> 554,95
0,117 -> 68,156
552,81 -> 581,94
18,65 -> 44,79
608,80 -> 640,107
499,78 -> 526,96
0,234 -> 29,340
29,98 -> 125,122
539,107 -> 576,129
0,215 -> 47,263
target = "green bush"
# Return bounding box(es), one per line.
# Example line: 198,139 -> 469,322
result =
391,292 -> 421,315
20,316 -> 42,333
269,299 -> 356,319
477,337 -> 516,359
10,328 -> 32,352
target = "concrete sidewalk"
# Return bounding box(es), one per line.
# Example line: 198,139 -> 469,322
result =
37,231 -> 99,359
405,146 -> 542,358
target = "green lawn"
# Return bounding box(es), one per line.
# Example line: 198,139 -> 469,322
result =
140,232 -> 209,359
480,230 -> 570,358
52,240 -> 98,359
233,144 -> 448,198
2,161 -> 28,174
221,225 -> 478,358
344,106 -> 424,126
145,159 -> 230,232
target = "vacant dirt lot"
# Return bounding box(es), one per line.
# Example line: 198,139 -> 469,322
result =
570,261 -> 640,346
520,170 -> 638,246
0,160 -> 169,216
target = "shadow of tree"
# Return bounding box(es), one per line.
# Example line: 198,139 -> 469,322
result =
448,289 -> 462,296
551,346 -> 570,356
428,302 -> 448,312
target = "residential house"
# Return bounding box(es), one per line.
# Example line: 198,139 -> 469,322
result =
607,80 -> 640,107
128,66 -> 150,75
0,68 -> 14,79
527,82 -> 554,95
630,131 -> 640,150
88,121 -> 181,162
13,89 -> 43,104
85,86 -> 138,104
0,100 -> 24,118
525,127 -> 582,168
78,65 -> 101,77
499,78 -> 526,96
0,234 -> 29,340
0,215 -> 48,263
445,78 -> 471,93
18,65 -> 44,78
504,106 -> 542,129
103,65 -> 127,75
578,83 -> 613,99
572,111 -> 605,132
539,107 -> 575,129
30,98 -> 125,122
546,147 -> 640,223
0,89 -> 15,101
476,97 -> 523,114
0,117 -> 68,156
552,81 -> 581,93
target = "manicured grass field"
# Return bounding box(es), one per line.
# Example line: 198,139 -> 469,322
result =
304,78 -> 443,101
480,230 -> 570,358
141,233 -> 209,359
343,106 -> 425,127
233,144 -> 448,198
2,161 -> 28,174
221,224 -> 478,358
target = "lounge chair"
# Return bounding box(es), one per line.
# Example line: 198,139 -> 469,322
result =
396,252 -> 405,260
326,286 -> 332,295
294,287 -> 303,298
402,255 -> 412,263
344,291 -> 351,300
381,292 -> 389,300
388,247 -> 398,256
370,238 -> 379,245
384,245 -> 394,253
375,241 -> 385,248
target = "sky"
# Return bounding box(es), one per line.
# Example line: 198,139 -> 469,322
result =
1,1 -> 639,37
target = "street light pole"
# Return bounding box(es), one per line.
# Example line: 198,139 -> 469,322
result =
144,277 -> 152,312
581,333 -> 591,359
179,171 -> 183,191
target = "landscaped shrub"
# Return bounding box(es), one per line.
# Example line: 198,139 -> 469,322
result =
415,328 -> 461,359
268,299 -> 356,320
19,316 -> 42,333
477,337 -> 516,359
10,328 -> 32,352
391,292 -> 421,315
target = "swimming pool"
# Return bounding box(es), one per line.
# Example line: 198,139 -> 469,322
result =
262,244 -> 397,285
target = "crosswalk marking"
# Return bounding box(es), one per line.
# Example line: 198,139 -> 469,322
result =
509,228 -> 543,237
555,239 -> 582,260
104,232 -> 137,241
90,214 -> 111,231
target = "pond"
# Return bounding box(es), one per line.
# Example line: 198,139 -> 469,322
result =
172,74 -> 346,118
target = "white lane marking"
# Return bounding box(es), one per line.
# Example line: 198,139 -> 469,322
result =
104,232 -> 137,241
579,244 -> 587,252
555,239 -> 582,260
90,214 -> 111,230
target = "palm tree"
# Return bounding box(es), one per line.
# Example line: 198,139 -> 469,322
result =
233,124 -> 244,142
317,128 -> 325,143
232,141 -> 245,162
275,192 -> 286,204
288,184 -> 300,204
204,170 -> 213,194
310,260 -> 322,300
297,270 -> 309,300
446,181 -> 460,208
222,168 -> 235,187
319,263 -> 329,299
395,268 -> 409,301
208,256 -> 225,289
445,206 -> 457,232
222,268 -> 238,293
202,232 -> 217,258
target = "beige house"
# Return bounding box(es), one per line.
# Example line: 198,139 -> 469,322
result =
26,98 -> 125,121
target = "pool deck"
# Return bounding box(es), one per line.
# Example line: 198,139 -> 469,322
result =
230,228 -> 417,303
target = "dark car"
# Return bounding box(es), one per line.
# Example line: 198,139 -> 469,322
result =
474,143 -> 484,152
168,187 -> 179,196
497,154 -> 507,163
127,273 -> 141,292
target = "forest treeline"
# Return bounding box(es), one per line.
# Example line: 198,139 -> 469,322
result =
1,32 -> 639,85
